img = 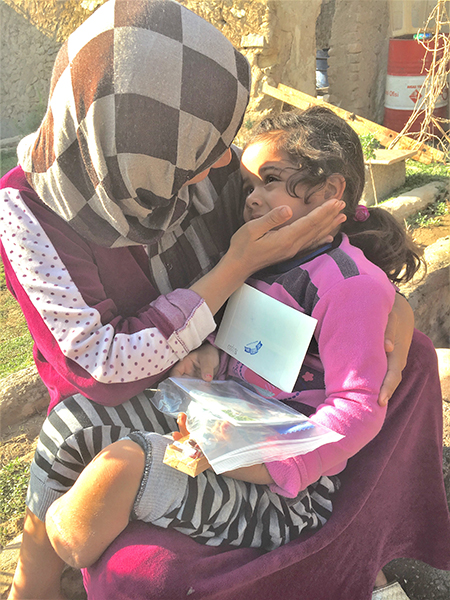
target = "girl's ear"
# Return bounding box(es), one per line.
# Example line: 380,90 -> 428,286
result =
324,173 -> 346,201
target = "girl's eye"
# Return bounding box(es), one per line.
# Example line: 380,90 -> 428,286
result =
264,175 -> 280,185
244,186 -> 254,196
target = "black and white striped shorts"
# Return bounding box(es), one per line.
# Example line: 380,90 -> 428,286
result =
28,391 -> 339,550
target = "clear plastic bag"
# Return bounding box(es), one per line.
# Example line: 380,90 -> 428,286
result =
151,378 -> 343,474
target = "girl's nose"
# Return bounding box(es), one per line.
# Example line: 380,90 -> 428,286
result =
246,188 -> 262,206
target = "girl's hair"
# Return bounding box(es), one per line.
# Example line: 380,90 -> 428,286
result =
246,106 -> 424,284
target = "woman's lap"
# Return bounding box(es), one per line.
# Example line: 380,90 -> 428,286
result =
28,388 -> 338,550
83,330 -> 450,600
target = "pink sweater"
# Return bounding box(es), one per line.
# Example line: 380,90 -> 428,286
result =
217,235 -> 395,497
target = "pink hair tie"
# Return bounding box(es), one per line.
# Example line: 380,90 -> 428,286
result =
353,205 -> 370,222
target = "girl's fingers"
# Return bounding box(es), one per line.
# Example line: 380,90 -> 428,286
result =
177,412 -> 190,437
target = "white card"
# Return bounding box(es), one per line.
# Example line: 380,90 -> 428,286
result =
215,284 -> 317,392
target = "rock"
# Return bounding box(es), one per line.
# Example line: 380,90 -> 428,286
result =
381,181 -> 450,222
398,237 -> 450,349
0,534 -> 86,600
0,365 -> 50,430
437,349 -> 450,404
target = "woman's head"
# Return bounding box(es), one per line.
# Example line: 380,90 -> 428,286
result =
18,0 -> 250,247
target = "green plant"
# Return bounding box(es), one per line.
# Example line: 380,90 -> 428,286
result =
0,458 -> 30,546
0,150 -> 19,178
0,260 -> 34,378
406,198 -> 449,229
359,133 -> 381,161
381,160 -> 450,202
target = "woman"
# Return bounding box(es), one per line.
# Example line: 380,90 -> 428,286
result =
1,1 -> 448,599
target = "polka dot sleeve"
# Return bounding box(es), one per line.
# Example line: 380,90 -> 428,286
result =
0,186 -> 216,406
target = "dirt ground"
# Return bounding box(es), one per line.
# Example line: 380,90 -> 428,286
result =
408,204 -> 450,247
0,209 -> 449,599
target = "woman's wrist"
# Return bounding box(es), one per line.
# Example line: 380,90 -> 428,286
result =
189,252 -> 250,316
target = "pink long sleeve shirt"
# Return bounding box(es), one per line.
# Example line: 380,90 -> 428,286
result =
217,235 -> 395,497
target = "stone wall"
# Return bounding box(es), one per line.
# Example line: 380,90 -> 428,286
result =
0,0 -> 382,144
0,0 -> 443,143
327,0 -> 391,123
0,2 -> 61,137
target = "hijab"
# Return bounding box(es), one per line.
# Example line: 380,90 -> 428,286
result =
18,0 -> 250,247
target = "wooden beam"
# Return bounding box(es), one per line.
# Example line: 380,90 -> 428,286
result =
262,82 -> 447,165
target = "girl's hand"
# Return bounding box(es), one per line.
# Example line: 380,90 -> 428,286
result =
168,343 -> 220,381
172,412 -> 190,442
379,293 -> 414,407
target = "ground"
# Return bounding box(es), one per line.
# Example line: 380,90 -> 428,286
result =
0,210 -> 449,599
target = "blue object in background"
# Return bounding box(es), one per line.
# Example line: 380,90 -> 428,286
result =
316,48 -> 329,88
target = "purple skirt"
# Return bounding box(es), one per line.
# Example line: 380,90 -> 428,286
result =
83,330 -> 450,600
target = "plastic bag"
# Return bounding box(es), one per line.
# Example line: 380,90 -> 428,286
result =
151,377 -> 343,474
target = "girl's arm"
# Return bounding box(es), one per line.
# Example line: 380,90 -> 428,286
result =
266,275 -> 395,497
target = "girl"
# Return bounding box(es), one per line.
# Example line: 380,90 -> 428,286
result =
44,107 -> 424,572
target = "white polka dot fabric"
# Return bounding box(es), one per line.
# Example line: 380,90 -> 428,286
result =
1,188 -> 214,383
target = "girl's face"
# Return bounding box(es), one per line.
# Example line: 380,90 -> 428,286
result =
241,141 -> 326,226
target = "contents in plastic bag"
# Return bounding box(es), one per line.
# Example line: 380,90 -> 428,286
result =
152,378 -> 343,475
163,435 -> 210,477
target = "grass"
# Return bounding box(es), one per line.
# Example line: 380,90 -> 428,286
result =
0,150 -> 18,179
406,198 -> 450,230
0,261 -> 34,378
0,458 -> 30,547
385,159 -> 450,200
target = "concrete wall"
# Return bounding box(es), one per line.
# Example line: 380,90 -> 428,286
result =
0,2 -> 60,138
1,0 -> 441,143
327,0 -> 391,123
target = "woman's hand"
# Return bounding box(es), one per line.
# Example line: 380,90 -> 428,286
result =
191,199 -> 346,315
379,293 -> 414,407
168,343 -> 220,381
227,199 -> 347,276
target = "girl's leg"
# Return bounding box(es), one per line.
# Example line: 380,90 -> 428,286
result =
46,433 -> 189,568
8,391 -> 176,600
47,429 -> 338,566
8,509 -> 65,600
46,439 -> 146,568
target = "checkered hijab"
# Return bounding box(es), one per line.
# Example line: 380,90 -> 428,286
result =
18,0 -> 250,247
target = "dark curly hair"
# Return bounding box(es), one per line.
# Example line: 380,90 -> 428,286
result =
246,106 -> 424,284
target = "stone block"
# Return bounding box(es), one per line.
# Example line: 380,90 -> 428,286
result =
241,34 -> 265,48
347,42 -> 362,54
361,148 -> 416,206
381,181 -> 450,221
0,365 -> 50,429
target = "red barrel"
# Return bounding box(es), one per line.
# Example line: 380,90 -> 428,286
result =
384,37 -> 448,134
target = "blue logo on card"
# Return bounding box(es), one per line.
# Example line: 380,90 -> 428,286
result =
244,340 -> 262,355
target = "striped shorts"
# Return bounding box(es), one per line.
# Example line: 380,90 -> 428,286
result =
28,391 -> 339,551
